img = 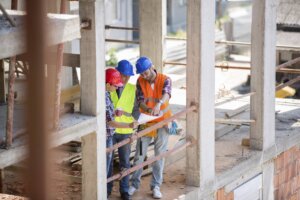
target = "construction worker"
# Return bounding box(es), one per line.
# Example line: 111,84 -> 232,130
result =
129,57 -> 172,199
105,68 -> 137,199
110,60 -> 140,200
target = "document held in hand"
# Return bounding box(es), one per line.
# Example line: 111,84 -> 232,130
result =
137,112 -> 163,125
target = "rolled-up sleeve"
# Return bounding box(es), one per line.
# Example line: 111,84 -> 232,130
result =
162,76 -> 172,98
136,81 -> 145,106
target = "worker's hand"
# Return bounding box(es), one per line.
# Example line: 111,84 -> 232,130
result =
115,109 -> 123,117
129,121 -> 139,129
151,103 -> 161,116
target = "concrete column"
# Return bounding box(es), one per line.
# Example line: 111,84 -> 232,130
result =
0,169 -> 3,193
0,60 -> 5,103
79,0 -> 106,199
262,162 -> 274,200
250,0 -> 276,151
186,0 -> 215,196
139,0 -> 166,73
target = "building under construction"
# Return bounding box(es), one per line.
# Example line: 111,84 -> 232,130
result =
0,0 -> 300,199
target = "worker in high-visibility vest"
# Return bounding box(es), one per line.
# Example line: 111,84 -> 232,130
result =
105,68 -> 137,199
129,57 -> 172,199
110,60 -> 140,200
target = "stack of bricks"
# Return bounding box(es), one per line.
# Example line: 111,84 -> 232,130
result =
216,188 -> 234,200
274,146 -> 300,200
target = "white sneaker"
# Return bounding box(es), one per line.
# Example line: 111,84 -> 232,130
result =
128,186 -> 137,196
152,186 -> 162,199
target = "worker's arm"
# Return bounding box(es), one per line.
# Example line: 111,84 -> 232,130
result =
108,120 -> 138,129
151,93 -> 170,116
136,81 -> 152,114
151,77 -> 172,116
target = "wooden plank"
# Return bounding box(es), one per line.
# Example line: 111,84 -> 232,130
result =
139,0 -> 166,73
0,10 -> 80,59
250,0 -> 276,150
79,0 -> 106,199
186,0 -> 215,193
60,84 -> 80,104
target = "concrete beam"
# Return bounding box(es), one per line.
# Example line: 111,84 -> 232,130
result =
250,0 -> 276,151
0,114 -> 97,169
186,0 -> 215,194
79,0 -> 106,199
0,10 -> 80,59
139,0 -> 166,73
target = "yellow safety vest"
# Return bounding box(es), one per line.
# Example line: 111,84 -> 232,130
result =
110,83 -> 136,134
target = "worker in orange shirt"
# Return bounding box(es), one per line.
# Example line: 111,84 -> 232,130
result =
129,57 -> 172,199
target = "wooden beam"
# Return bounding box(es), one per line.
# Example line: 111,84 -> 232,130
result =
79,0 -> 106,199
139,0 -> 166,73
6,57 -> 16,148
0,10 -> 80,59
186,0 -> 215,196
250,0 -> 276,151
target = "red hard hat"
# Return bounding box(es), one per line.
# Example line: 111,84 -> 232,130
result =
106,68 -> 123,87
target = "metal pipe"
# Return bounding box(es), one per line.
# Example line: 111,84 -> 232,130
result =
107,137 -> 194,183
163,61 -> 187,66
164,37 -> 300,51
215,92 -> 255,107
164,36 -> 187,41
276,76 -> 300,91
215,118 -> 255,125
0,2 -> 16,27
276,57 -> 300,71
105,39 -> 140,44
5,57 -> 16,148
215,64 -> 300,74
105,25 -> 139,32
164,61 -> 300,74
106,105 -> 197,153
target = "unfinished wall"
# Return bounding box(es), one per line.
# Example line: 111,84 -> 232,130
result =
274,146 -> 300,200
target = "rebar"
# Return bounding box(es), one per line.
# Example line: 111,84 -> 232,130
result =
107,137 -> 194,183
105,39 -> 140,44
105,25 -> 139,32
106,105 -> 197,153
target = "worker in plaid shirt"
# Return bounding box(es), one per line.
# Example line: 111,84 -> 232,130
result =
105,68 -> 138,199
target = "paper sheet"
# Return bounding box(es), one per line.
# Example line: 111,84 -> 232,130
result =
137,112 -> 163,124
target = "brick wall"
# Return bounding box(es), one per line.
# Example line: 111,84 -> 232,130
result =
274,146 -> 300,200
216,188 -> 234,200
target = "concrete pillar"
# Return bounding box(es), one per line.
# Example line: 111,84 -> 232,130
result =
0,169 -> 3,193
250,0 -> 276,151
139,0 -> 166,73
0,60 -> 5,103
79,0 -> 106,199
262,162 -> 274,200
186,0 -> 215,196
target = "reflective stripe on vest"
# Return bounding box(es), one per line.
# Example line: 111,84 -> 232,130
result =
110,83 -> 136,134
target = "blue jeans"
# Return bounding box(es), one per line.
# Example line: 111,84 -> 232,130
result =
106,136 -> 114,194
130,127 -> 169,190
113,133 -> 132,194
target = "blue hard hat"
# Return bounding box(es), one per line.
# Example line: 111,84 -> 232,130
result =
116,60 -> 134,76
136,57 -> 152,74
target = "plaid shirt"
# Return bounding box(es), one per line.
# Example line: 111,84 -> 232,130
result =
136,70 -> 172,105
106,91 -> 115,137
